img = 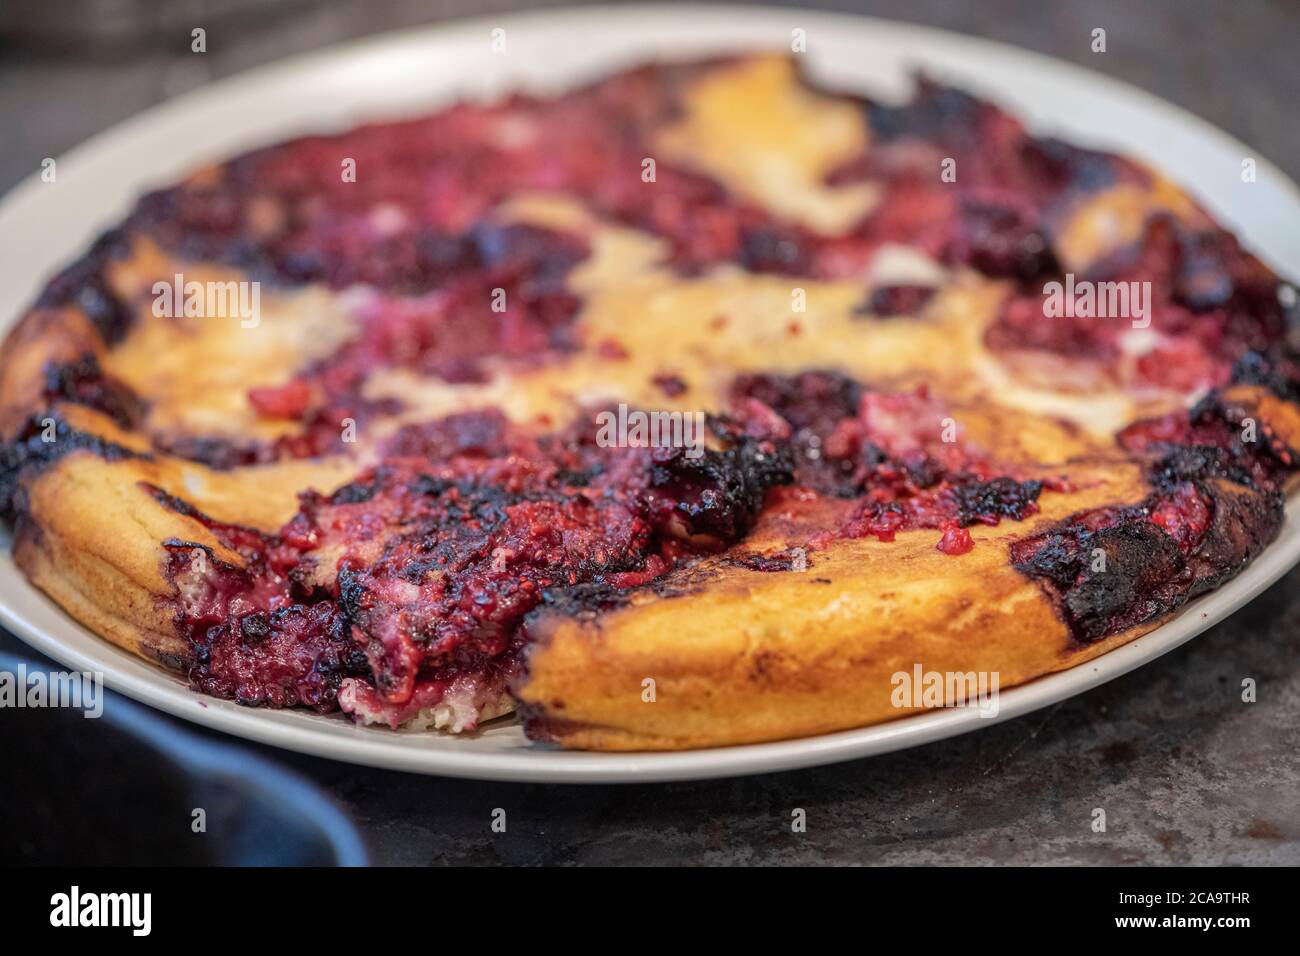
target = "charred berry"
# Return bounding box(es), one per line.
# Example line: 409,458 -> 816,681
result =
950,477 -> 1043,526
239,612 -> 271,644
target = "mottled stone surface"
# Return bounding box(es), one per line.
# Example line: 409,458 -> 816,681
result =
1,0 -> 1297,865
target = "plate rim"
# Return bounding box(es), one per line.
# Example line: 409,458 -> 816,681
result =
1,3 -> 1297,783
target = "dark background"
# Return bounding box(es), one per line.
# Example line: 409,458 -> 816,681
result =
2,0 -> 1298,865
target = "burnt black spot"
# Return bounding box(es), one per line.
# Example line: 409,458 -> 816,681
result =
407,474 -> 453,498
1124,391 -> 1298,492
329,479 -> 380,505
239,612 -> 271,644
1188,482 -> 1283,584
143,483 -> 203,519
536,580 -> 632,619
0,416 -> 143,519
34,228 -> 135,344
647,423 -> 793,542
1013,478 -> 1284,644
42,356 -> 144,429
335,566 -> 368,630
1149,445 -> 1254,492
949,477 -> 1043,526
551,468 -> 595,488
1012,510 -> 1185,642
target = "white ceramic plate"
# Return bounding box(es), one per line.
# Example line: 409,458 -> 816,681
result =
2,4 -> 1298,783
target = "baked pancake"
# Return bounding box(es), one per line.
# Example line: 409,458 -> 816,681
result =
2,55 -> 1297,749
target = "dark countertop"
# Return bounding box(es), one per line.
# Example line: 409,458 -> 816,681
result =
2,0 -> 1297,865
